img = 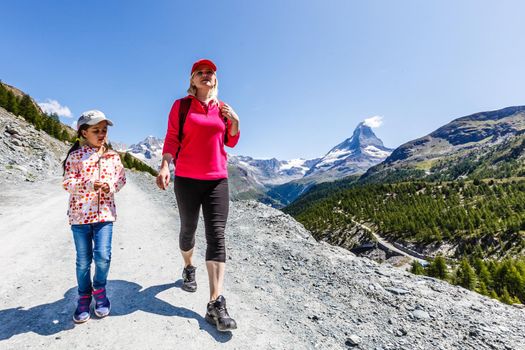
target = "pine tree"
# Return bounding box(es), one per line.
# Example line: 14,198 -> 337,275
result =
505,264 -> 524,303
124,153 -> 134,169
6,91 -> 19,115
411,261 -> 425,275
426,255 -> 448,281
454,258 -> 477,290
499,287 -> 514,305
0,82 -> 8,106
477,281 -> 489,296
474,258 -> 493,290
18,94 -> 39,124
119,153 -> 128,168
60,129 -> 70,141
489,290 -> 499,300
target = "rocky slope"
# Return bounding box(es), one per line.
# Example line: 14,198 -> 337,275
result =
133,172 -> 525,349
0,106 -> 69,184
226,200 -> 525,350
364,106 -> 525,182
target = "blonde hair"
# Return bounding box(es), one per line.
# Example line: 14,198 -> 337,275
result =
187,71 -> 219,101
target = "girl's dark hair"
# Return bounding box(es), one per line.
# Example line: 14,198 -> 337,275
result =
62,124 -> 90,175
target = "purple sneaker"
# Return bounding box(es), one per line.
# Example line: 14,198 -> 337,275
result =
73,294 -> 92,324
93,288 -> 111,318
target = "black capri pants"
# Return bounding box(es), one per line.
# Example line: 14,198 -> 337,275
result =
174,176 -> 229,262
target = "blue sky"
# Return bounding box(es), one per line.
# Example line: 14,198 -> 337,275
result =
2,0 -> 524,159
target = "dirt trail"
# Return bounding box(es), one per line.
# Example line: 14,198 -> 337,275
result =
0,174 -> 299,350
351,219 -> 428,265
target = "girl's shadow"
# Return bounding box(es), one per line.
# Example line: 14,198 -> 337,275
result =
0,280 -> 232,342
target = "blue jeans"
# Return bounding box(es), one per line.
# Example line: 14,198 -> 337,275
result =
71,222 -> 113,295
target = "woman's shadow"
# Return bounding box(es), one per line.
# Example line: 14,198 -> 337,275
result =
0,280 -> 232,342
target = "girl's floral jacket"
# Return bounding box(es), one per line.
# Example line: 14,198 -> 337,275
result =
63,145 -> 126,225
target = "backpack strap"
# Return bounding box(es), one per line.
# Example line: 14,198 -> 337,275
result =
175,98 -> 229,161
175,97 -> 192,161
219,101 -> 229,144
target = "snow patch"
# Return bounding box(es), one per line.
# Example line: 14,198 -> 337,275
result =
279,158 -> 309,171
315,149 -> 353,168
363,145 -> 390,158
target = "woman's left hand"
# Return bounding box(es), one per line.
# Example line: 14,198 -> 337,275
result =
220,104 -> 239,124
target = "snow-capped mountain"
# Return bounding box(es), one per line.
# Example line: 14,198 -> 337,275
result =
123,136 -> 320,183
123,122 -> 392,206
304,122 -> 393,180
127,136 -> 164,169
229,155 -> 320,186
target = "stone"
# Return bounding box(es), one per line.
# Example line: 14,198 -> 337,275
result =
5,125 -> 19,135
385,287 -> 410,295
11,138 -> 24,147
345,335 -> 361,346
412,310 -> 430,320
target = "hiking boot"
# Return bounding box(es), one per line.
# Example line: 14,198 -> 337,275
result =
205,295 -> 237,331
93,288 -> 111,318
73,294 -> 92,324
182,265 -> 197,292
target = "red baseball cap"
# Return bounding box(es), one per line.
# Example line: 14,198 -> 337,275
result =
191,59 -> 217,74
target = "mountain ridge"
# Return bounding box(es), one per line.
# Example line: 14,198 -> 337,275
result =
363,105 -> 525,182
124,122 -> 392,206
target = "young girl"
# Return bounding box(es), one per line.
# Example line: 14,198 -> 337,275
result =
62,110 -> 126,324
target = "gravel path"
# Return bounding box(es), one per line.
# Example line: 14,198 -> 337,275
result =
0,172 -> 300,350
1,171 -> 525,350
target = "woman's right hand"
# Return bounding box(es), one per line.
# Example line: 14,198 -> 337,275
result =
156,165 -> 170,190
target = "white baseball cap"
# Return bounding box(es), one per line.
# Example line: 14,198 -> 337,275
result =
77,110 -> 114,130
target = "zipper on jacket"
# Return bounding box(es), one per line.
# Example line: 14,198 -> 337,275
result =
97,155 -> 101,221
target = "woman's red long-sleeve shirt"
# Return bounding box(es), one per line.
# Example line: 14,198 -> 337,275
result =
162,95 -> 240,180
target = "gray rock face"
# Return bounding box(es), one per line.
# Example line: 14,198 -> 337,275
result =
362,248 -> 387,263
365,105 -> 525,180
0,107 -> 69,185
221,200 -> 525,349
431,106 -> 525,145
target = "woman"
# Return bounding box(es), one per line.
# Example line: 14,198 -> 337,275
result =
156,59 -> 240,331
